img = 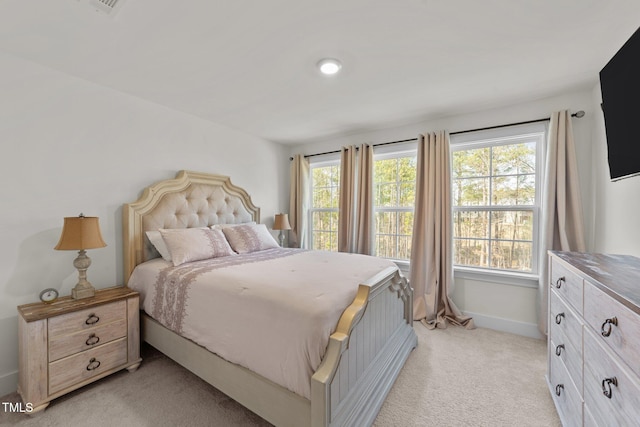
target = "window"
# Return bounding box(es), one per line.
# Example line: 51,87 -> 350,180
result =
373,150 -> 417,261
450,124 -> 545,274
309,160 -> 340,251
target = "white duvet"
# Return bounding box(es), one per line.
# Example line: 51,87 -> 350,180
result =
127,248 -> 396,399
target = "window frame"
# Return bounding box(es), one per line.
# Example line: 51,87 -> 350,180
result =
449,122 -> 546,282
373,145 -> 417,264
308,157 -> 341,252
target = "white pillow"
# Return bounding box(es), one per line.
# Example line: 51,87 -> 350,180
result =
146,230 -> 172,261
222,223 -> 279,254
160,227 -> 235,266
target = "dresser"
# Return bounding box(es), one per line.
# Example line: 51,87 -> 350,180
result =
17,286 -> 142,413
547,251 -> 640,426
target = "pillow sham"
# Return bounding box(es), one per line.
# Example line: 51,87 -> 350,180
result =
210,221 -> 256,230
221,223 -> 279,254
160,227 -> 235,266
145,230 -> 172,261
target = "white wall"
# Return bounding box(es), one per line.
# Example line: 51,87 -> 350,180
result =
590,83 -> 640,257
288,88 -> 597,339
0,52 -> 289,396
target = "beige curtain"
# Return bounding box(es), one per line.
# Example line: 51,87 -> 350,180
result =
338,146 -> 357,252
410,131 -> 474,329
355,144 -> 373,255
538,110 -> 586,334
289,154 -> 310,248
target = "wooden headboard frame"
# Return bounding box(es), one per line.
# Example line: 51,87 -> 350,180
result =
122,170 -> 260,284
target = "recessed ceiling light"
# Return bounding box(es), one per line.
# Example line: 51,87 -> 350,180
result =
317,58 -> 342,76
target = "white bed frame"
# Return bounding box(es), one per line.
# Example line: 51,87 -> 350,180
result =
123,170 -> 417,427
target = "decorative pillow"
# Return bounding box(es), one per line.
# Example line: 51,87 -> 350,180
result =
145,230 -> 172,261
222,223 -> 279,254
160,227 -> 235,266
210,221 -> 256,230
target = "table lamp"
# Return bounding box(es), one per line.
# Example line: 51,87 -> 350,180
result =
54,214 -> 107,299
272,213 -> 291,247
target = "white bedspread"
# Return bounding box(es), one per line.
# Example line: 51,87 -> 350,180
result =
127,248 -> 396,399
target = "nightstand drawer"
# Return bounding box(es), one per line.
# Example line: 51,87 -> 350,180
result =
49,337 -> 127,395
49,318 -> 127,362
48,300 -> 126,338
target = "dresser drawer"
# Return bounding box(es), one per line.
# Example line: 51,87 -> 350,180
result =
550,336 -> 583,392
549,289 -> 583,354
548,348 -> 583,427
49,318 -> 127,362
48,300 -> 126,338
584,329 -> 640,426
583,405 -> 599,427
49,337 -> 128,395
550,256 -> 584,314
584,282 -> 640,379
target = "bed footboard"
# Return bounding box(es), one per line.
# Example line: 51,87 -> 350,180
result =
311,266 -> 417,427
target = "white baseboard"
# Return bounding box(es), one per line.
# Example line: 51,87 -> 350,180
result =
0,370 -> 17,398
463,311 -> 544,340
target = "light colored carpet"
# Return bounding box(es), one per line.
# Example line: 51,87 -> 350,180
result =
1,326 -> 560,427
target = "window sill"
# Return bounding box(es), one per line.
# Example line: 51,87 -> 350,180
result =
453,266 -> 539,288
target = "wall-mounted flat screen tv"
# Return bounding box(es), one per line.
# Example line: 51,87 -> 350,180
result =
600,26 -> 640,181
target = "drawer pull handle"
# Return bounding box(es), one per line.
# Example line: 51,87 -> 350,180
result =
86,357 -> 101,371
555,344 -> 565,356
555,384 -> 564,396
555,313 -> 565,324
85,333 -> 100,346
554,277 -> 565,289
601,317 -> 618,337
85,313 -> 100,325
602,377 -> 618,399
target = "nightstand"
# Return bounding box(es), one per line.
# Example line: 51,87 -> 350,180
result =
17,286 -> 141,413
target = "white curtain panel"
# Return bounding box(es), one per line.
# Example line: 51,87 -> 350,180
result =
289,154 -> 310,248
356,144 -> 374,255
538,110 -> 586,334
338,146 -> 357,252
410,131 -> 474,329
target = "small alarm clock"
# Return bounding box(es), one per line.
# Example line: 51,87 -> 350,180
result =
39,288 -> 59,304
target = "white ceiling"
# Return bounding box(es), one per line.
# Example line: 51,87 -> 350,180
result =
1,0 -> 639,144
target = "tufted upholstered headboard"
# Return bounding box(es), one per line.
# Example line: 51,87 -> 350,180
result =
122,170 -> 260,283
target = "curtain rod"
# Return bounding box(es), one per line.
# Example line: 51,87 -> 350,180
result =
290,110 -> 585,160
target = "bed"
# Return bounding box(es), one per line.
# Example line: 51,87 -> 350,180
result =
122,170 -> 417,427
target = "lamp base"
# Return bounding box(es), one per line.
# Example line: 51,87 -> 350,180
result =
71,249 -> 96,299
72,285 -> 95,299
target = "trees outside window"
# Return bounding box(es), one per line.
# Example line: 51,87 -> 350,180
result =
373,152 -> 417,261
309,161 -> 340,251
451,126 -> 544,274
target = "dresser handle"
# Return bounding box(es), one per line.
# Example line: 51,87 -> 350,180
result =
85,313 -> 100,325
85,333 -> 100,346
553,277 -> 565,289
555,313 -> 565,324
86,357 -> 101,371
601,317 -> 618,337
555,384 -> 564,396
555,344 -> 565,356
602,377 -> 618,399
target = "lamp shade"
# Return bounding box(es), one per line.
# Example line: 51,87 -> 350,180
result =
273,213 -> 292,231
54,215 -> 107,250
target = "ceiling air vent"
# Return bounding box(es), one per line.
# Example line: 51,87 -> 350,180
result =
89,0 -> 125,15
